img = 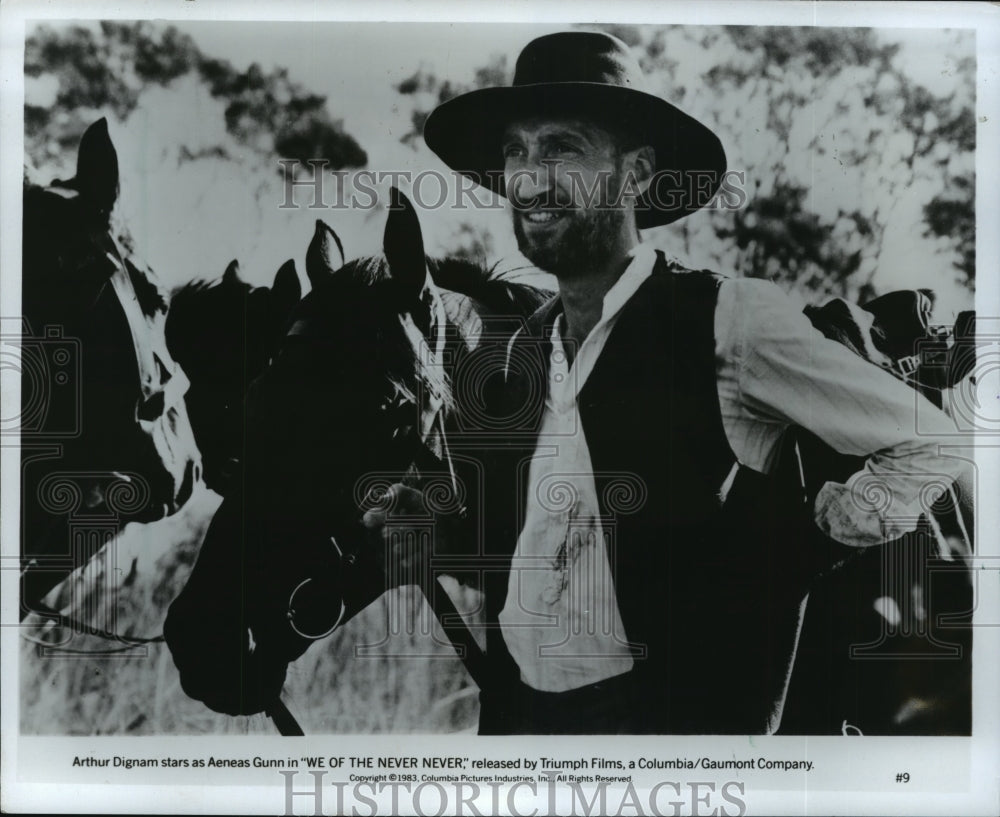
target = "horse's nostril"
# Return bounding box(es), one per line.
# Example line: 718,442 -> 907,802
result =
175,458 -> 196,507
137,390 -> 165,421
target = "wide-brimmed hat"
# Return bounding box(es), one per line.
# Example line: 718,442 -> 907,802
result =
424,31 -> 727,228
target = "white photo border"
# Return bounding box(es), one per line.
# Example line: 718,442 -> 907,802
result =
2,1 -> 998,815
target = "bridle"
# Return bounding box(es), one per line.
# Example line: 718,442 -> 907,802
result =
278,295 -> 489,734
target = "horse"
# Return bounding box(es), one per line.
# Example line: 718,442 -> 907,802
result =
19,118 -> 202,619
163,189 -> 549,718
165,257 -> 302,494
780,289 -> 975,735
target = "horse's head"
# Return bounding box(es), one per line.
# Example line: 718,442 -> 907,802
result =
165,257 -> 302,493
22,118 -> 122,324
805,289 -> 975,408
165,189 -> 461,714
246,189 -> 453,539
20,118 -> 202,612
803,296 -> 893,369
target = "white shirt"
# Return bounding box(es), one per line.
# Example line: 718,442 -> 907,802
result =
499,246 -> 969,692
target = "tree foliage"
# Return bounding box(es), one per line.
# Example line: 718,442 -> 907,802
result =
25,22 -> 367,177
395,55 -> 508,149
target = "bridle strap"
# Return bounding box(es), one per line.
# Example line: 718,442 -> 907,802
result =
411,410 -> 490,692
21,600 -> 165,646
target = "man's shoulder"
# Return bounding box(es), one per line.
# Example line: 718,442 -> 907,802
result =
646,255 -> 804,320
650,251 -> 725,278
645,251 -> 728,304
645,250 -> 724,284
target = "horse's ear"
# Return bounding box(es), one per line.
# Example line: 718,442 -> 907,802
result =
272,259 -> 301,311
222,259 -> 243,285
76,118 -> 119,216
383,186 -> 427,305
306,219 -> 345,287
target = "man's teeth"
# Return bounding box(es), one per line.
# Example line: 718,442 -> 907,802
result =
525,211 -> 563,223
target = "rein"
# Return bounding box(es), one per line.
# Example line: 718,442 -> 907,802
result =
406,410 -> 490,691
273,402 -> 487,737
386,296 -> 490,690
20,599 -> 165,647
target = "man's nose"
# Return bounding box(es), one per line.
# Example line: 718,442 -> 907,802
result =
506,154 -> 554,207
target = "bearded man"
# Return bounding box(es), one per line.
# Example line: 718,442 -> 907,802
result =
411,30 -> 973,734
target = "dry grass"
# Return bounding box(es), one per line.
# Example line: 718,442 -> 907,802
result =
19,484 -> 479,735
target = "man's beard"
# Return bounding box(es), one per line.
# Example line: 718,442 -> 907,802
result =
512,194 -> 629,279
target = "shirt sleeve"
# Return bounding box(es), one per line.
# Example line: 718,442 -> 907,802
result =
721,277 -> 971,548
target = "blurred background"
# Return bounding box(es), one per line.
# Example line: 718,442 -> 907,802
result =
24,21 -> 975,314
20,20 -> 976,735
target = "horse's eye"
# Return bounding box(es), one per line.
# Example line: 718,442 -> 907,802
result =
379,396 -> 407,419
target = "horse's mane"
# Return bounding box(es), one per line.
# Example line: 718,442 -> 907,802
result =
173,255 -> 550,318
427,257 -> 552,318
170,270 -> 254,299
311,253 -> 551,419
165,278 -> 226,352
123,257 -> 169,316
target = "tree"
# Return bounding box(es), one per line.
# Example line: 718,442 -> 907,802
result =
25,22 -> 367,179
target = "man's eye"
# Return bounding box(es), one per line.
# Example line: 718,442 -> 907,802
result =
553,142 -> 580,155
503,145 -> 526,160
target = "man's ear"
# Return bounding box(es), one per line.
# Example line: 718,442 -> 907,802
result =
628,145 -> 656,197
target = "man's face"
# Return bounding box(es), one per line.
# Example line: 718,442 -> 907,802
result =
502,116 -> 639,278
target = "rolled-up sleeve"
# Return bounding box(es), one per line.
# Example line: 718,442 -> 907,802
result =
722,277 -> 971,548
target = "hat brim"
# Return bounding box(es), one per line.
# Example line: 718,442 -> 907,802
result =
423,83 -> 726,228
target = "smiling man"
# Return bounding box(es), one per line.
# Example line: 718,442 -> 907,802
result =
422,30 -> 975,734
502,115 -> 650,298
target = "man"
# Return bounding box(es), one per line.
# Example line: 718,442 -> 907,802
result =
393,30 -> 971,734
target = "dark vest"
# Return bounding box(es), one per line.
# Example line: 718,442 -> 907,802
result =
474,252 -> 818,734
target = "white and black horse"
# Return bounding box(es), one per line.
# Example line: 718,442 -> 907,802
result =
20,118 -> 201,619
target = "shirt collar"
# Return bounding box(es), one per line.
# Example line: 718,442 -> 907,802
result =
600,244 -> 658,324
550,244 -> 658,345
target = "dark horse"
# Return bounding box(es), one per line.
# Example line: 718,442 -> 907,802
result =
165,257 -> 302,494
20,118 -> 201,618
164,190 -> 548,716
164,219 -> 367,495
